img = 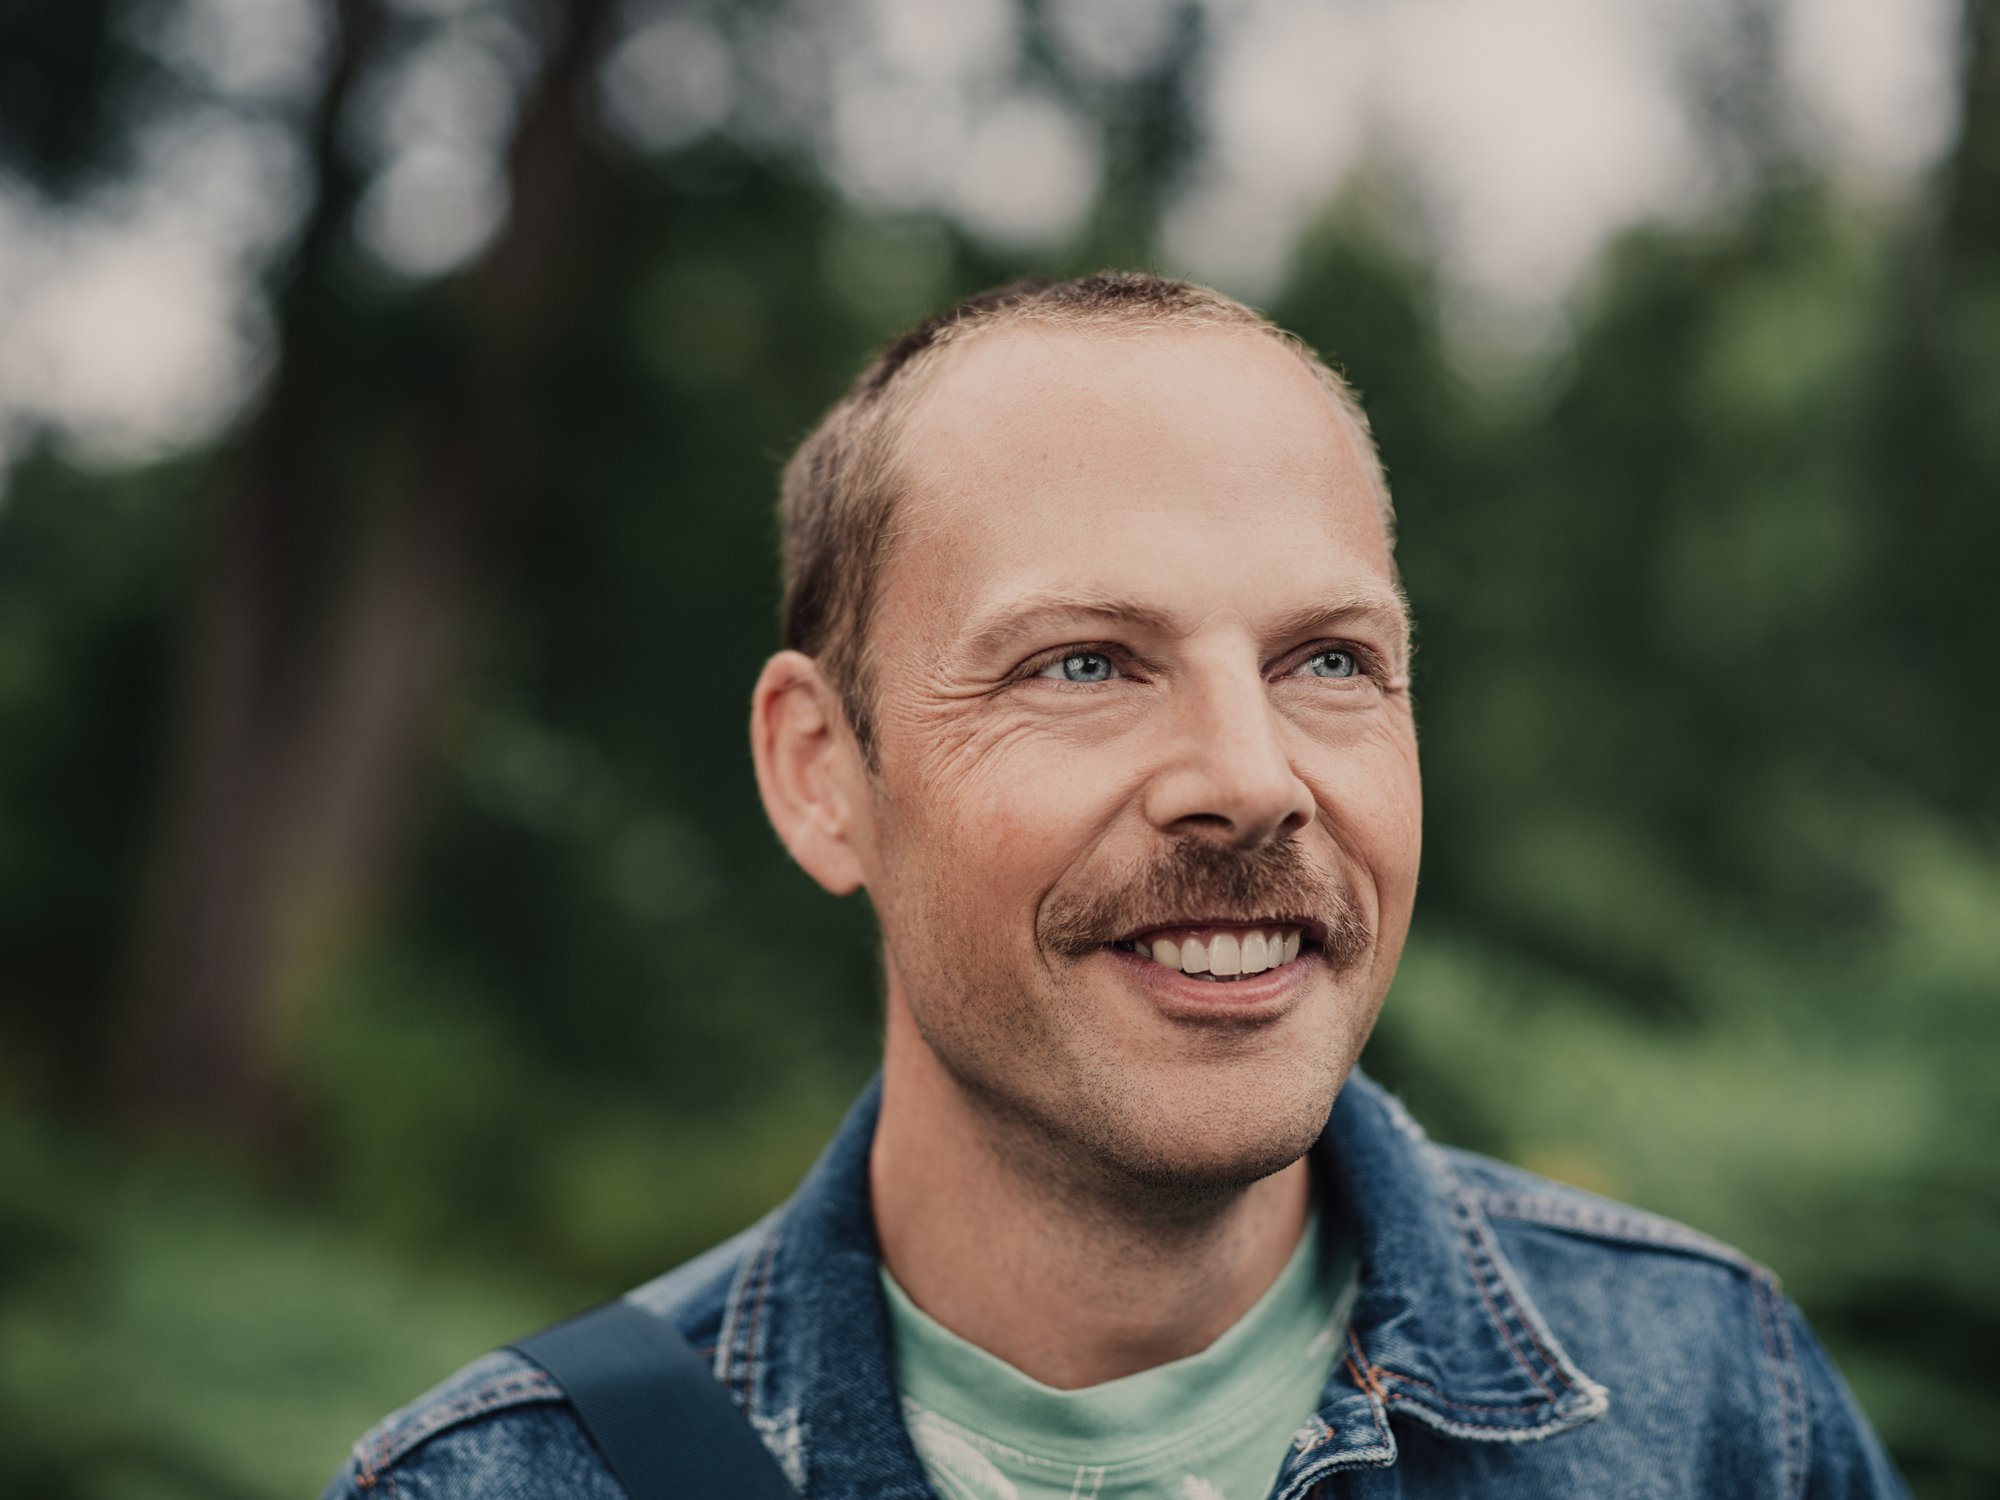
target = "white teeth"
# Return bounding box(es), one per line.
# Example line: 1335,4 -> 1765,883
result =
1131,927 -> 1304,978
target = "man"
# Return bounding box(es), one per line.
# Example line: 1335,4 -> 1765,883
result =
322,274 -> 1906,1498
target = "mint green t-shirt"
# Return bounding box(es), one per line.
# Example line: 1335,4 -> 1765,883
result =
879,1212 -> 1355,1500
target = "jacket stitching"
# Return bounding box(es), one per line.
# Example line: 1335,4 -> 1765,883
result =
1449,1186 -> 1565,1402
1375,1367 -> 1557,1416
1389,1099 -> 1581,1410
1749,1271 -> 1786,1489
713,1224 -> 774,1385
720,1243 -> 753,1392
1752,1271 -> 1808,1499
1774,1281 -> 1808,1500
1281,1340 -> 1393,1498
1342,1331 -> 1394,1447
1386,1095 -> 1588,1408
357,1370 -> 562,1482
1476,1189 -> 1757,1270
716,1230 -> 775,1393
733,1234 -> 780,1409
1344,1341 -> 1386,1405
1486,1233 -> 1573,1394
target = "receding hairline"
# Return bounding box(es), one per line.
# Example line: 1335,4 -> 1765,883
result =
858,317 -> 1396,676
879,316 -> 1391,519
777,273 -> 1397,753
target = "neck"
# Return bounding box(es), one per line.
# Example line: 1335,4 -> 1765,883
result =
869,1000 -> 1313,1390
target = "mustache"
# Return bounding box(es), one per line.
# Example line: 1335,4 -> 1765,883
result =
1039,836 -> 1372,968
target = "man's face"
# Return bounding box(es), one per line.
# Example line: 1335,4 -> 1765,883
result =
850,325 -> 1421,1194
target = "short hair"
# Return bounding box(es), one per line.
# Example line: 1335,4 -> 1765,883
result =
778,271 -> 1392,754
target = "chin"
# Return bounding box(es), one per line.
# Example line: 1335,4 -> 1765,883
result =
1054,1058 -> 1344,1205
904,941 -> 1375,1207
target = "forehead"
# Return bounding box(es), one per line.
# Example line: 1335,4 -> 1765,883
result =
876,324 -> 1397,648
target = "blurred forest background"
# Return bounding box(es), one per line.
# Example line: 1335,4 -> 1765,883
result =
0,0 -> 1995,1493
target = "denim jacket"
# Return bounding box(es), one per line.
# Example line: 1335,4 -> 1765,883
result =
321,1071 -> 1907,1498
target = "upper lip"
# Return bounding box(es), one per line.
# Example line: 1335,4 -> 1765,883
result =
1116,914 -> 1327,946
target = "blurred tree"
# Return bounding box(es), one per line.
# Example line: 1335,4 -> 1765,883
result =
1863,0 -> 2000,815
116,0 -> 622,1137
0,0 -> 1994,1492
0,0 -> 160,194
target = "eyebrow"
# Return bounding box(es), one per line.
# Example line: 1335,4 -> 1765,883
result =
956,584 -> 1413,665
1263,592 -> 1414,656
956,589 -> 1177,664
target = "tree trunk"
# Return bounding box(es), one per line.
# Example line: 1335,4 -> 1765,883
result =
1942,0 -> 2000,263
116,0 -> 619,1142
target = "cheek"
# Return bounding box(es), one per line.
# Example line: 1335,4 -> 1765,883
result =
886,698 -> 1131,857
873,735 -> 1106,944
1306,719 -> 1422,883
934,780 -> 1106,915
1368,733 -> 1423,862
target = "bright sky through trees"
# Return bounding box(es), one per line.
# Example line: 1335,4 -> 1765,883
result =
0,0 -> 1964,472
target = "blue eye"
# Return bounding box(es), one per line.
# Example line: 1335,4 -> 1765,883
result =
1039,652 -> 1118,683
1304,649 -> 1359,679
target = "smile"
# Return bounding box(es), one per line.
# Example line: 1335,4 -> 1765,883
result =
1110,925 -> 1310,981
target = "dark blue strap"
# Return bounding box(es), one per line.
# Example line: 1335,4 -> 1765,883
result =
508,1300 -> 800,1499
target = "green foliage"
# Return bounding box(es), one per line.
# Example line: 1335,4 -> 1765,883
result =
0,451 -> 197,1092
2,16 -> 1997,1499
1287,181 -> 2000,1496
0,1099 -> 557,1500
1371,788 -> 2000,1494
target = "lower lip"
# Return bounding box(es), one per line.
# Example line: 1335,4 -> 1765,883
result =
1101,943 -> 1318,1021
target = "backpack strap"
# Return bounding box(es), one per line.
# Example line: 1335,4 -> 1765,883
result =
508,1299 -> 801,1499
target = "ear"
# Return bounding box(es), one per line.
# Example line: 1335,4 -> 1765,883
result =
750,651 -> 869,896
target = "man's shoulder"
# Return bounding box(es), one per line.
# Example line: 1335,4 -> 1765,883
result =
1414,1141 -> 1905,1495
319,1214 -> 776,1499
1436,1142 -> 1764,1276
1347,1079 -> 1785,1371
317,1349 -> 609,1500
1426,1138 -> 1787,1372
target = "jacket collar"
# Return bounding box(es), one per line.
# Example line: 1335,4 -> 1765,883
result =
1308,1074 -> 1607,1467
721,1068 -> 1606,1497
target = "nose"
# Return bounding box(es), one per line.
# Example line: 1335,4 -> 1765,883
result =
1144,669 -> 1315,849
